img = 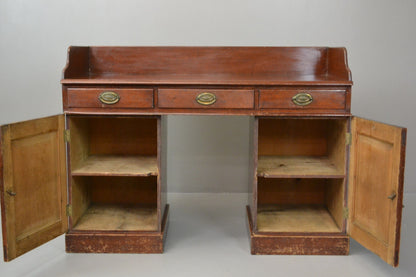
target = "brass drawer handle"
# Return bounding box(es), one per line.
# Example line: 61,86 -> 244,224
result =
292,93 -> 313,106
98,91 -> 120,105
196,92 -> 216,106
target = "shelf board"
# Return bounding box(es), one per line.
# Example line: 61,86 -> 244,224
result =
71,155 -> 158,177
73,204 -> 158,231
257,156 -> 344,178
257,204 -> 341,233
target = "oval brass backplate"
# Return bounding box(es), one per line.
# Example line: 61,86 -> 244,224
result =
98,91 -> 120,105
292,93 -> 313,106
196,92 -> 216,106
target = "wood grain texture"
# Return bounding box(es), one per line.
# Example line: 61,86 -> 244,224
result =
247,206 -> 349,255
66,205 -> 169,254
259,89 -> 346,110
88,117 -> 157,156
71,155 -> 158,177
257,178 -> 326,205
158,89 -> 254,109
0,126 -> 7,261
62,47 -> 352,86
73,204 -> 157,231
158,116 -> 168,232
0,115 -> 67,261
89,176 -> 157,205
248,117 -> 258,231
67,88 -> 154,109
348,117 -> 406,267
257,156 -> 344,178
258,118 -> 329,156
257,205 -> 341,233
326,179 -> 345,232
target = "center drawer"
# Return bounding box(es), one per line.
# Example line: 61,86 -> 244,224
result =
158,89 -> 254,109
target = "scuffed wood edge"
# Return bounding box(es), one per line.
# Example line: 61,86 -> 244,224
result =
393,128 -> 407,267
0,126 -> 9,261
247,206 -> 349,255
66,204 -> 169,253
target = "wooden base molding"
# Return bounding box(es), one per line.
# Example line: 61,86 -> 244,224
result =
246,206 -> 349,255
66,205 -> 169,254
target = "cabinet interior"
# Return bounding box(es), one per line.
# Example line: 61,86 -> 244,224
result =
256,118 -> 347,233
257,178 -> 344,232
68,116 -> 159,231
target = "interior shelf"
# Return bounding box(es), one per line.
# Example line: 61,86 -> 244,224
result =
257,204 -> 341,233
73,204 -> 158,231
257,156 -> 345,178
71,155 -> 158,177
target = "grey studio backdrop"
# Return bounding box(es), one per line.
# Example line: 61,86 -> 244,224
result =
0,0 -> 415,195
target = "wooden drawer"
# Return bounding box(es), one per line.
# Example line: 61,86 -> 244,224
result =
259,89 -> 347,110
158,89 -> 254,109
67,88 -> 154,108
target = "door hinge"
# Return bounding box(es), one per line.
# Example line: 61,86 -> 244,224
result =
345,132 -> 352,145
343,207 -> 349,219
66,204 -> 72,217
64,129 -> 70,143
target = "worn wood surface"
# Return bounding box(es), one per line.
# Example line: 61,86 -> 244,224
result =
247,206 -> 348,255
326,179 -> 345,232
257,205 -> 341,233
248,117 -> 258,231
158,116 -> 168,232
70,176 -> 90,229
66,205 -> 169,253
257,156 -> 344,178
71,155 -> 158,177
73,204 -> 157,231
348,117 -> 406,267
0,115 -> 67,261
67,88 -> 154,109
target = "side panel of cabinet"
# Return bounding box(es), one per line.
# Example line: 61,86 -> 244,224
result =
0,115 -> 68,261
158,116 -> 168,231
248,117 -> 258,231
348,117 -> 406,267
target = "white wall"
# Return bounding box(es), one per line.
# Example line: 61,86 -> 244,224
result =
0,0 -> 415,193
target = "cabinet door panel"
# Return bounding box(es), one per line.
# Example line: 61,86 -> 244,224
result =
0,115 -> 67,261
348,117 -> 406,267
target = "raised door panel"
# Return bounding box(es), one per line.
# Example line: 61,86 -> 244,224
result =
348,117 -> 406,267
0,115 -> 67,261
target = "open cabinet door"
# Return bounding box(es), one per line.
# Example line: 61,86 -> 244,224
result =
348,117 -> 406,267
0,115 -> 68,261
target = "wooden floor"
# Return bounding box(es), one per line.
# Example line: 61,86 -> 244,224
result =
257,205 -> 341,233
71,155 -> 158,177
257,156 -> 344,178
73,204 -> 158,231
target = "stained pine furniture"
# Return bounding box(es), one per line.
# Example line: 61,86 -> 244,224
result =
0,47 -> 406,267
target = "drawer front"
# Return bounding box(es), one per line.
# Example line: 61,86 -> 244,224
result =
158,89 -> 254,109
259,89 -> 346,110
67,88 -> 154,108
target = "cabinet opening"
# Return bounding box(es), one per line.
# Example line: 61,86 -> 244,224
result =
257,118 -> 347,178
69,116 -> 158,176
256,178 -> 345,233
71,176 -> 158,231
